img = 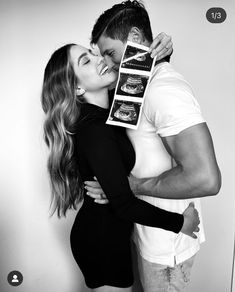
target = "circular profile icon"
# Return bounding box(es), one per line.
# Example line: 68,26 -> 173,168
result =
7,270 -> 23,286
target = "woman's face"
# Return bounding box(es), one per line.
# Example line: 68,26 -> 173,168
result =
69,45 -> 116,93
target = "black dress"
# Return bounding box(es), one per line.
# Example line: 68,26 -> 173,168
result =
70,103 -> 183,289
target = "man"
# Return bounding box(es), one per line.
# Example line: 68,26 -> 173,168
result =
85,1 -> 221,291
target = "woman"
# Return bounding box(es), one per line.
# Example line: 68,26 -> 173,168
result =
41,44 -> 199,292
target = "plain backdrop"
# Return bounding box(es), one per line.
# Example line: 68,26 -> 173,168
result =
0,0 -> 235,291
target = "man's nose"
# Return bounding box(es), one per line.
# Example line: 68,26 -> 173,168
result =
103,56 -> 114,72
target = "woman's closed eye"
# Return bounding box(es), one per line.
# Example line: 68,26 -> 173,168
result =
82,57 -> 90,65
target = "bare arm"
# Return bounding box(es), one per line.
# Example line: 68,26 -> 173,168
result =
129,123 -> 221,199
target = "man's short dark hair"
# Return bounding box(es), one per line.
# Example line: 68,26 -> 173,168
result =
91,0 -> 153,45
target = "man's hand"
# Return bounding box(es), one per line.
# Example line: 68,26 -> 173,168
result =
84,177 -> 109,204
180,202 -> 200,239
149,32 -> 173,60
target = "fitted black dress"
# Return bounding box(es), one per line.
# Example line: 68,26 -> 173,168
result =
70,103 -> 184,289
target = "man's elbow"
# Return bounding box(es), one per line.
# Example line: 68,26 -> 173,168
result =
199,168 -> 222,196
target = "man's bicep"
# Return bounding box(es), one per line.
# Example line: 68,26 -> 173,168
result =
161,122 -> 218,174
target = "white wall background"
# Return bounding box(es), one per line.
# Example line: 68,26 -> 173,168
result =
0,0 -> 234,291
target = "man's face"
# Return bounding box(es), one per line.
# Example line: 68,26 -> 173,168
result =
97,35 -> 126,74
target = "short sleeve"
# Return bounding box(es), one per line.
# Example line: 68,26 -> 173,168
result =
144,79 -> 206,137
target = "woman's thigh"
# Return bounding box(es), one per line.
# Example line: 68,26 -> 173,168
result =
70,207 -> 134,288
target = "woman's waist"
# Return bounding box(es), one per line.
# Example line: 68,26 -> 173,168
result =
77,196 -> 134,229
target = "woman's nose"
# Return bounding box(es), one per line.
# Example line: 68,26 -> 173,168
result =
97,56 -> 105,65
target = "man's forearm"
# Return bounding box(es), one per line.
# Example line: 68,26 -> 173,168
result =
131,123 -> 222,200
131,164 -> 221,199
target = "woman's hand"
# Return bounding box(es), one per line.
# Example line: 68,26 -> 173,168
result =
149,32 -> 173,60
84,177 -> 109,204
181,202 -> 200,239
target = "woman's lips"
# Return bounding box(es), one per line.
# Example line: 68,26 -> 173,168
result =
98,63 -> 109,75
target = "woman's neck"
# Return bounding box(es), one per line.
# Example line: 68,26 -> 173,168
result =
84,89 -> 109,109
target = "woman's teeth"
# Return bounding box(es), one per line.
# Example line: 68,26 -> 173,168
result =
100,66 -> 109,76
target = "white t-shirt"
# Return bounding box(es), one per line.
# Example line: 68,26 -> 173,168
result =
127,62 -> 206,267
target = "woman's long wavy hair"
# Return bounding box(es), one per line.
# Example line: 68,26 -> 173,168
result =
41,44 -> 84,218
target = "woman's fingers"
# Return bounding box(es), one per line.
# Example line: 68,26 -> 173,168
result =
86,191 -> 109,204
84,179 -> 108,204
94,199 -> 109,204
86,191 -> 104,199
84,180 -> 100,188
85,185 -> 102,194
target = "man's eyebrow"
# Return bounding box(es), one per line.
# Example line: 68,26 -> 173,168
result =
77,49 -> 92,65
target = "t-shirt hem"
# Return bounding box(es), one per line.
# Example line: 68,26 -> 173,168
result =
133,239 -> 205,267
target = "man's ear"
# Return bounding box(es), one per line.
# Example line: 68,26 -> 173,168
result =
127,27 -> 145,44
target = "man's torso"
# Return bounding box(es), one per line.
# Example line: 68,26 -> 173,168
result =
127,62 -> 205,266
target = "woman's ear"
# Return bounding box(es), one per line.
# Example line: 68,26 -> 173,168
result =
127,27 -> 145,44
76,87 -> 86,96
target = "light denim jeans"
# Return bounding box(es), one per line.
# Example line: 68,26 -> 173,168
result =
137,253 -> 196,292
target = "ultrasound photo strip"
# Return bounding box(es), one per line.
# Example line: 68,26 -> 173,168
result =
106,41 -> 156,130
116,73 -> 149,99
121,44 -> 154,72
109,100 -> 142,127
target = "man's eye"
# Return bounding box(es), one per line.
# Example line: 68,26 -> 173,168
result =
108,51 -> 114,57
